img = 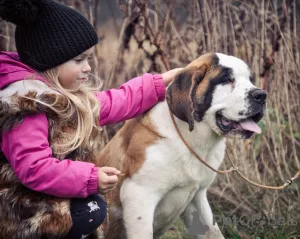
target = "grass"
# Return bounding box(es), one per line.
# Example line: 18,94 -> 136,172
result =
161,215 -> 300,239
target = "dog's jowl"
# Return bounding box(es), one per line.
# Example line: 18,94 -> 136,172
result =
98,53 -> 266,239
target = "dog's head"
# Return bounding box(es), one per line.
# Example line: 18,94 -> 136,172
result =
167,53 -> 266,139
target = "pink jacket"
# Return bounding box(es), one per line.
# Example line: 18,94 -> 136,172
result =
0,52 -> 165,198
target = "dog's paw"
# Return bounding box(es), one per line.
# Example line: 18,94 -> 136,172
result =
192,228 -> 224,239
205,227 -> 225,239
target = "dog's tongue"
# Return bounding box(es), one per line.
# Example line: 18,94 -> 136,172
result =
239,119 -> 262,134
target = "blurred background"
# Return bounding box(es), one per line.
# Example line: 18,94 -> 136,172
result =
1,0 -> 299,238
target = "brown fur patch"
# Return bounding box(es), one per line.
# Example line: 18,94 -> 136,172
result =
96,112 -> 162,238
194,66 -> 221,100
97,113 -> 162,179
185,53 -> 218,100
166,53 -> 219,131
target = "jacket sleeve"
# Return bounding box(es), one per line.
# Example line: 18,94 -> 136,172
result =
96,73 -> 165,126
1,113 -> 99,198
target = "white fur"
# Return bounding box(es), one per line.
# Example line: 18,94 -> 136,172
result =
120,102 -> 225,239
114,54 -> 258,239
0,80 -> 56,104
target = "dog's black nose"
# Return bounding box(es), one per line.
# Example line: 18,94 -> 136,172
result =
249,89 -> 267,104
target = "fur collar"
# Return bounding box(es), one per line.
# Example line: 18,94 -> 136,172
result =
0,79 -> 62,133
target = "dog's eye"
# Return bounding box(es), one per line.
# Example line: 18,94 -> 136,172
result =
222,77 -> 234,84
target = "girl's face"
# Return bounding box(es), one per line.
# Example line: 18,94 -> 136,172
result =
58,46 -> 94,89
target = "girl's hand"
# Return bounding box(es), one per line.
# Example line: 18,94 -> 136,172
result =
161,68 -> 183,86
97,167 -> 121,195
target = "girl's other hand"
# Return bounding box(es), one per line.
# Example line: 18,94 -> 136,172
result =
161,68 -> 183,86
97,167 -> 121,195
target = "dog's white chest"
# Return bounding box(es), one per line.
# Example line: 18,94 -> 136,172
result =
136,102 -> 226,189
119,104 -> 226,234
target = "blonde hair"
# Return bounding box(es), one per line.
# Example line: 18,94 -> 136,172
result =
38,67 -> 103,155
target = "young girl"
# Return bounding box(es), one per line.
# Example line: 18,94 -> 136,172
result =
0,0 -> 181,238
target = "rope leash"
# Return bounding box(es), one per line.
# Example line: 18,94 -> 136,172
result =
169,109 -> 300,190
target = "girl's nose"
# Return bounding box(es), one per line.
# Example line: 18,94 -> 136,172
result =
83,61 -> 91,73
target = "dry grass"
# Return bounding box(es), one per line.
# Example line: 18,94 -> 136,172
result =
1,0 -> 299,238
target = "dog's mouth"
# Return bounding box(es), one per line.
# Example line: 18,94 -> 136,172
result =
216,110 -> 263,135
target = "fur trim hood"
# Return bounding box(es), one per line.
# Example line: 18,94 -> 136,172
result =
0,52 -> 66,137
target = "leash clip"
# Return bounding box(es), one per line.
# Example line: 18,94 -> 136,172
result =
229,166 -> 238,171
283,179 -> 294,187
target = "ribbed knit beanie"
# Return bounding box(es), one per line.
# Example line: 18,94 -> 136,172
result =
0,0 -> 98,71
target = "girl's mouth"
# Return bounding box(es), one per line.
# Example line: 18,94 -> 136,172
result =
78,77 -> 88,81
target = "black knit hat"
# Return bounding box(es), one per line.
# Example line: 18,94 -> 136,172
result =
0,0 -> 98,71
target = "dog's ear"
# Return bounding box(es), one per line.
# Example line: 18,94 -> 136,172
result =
167,65 -> 207,131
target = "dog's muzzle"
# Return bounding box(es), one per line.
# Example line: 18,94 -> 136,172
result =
216,89 -> 267,136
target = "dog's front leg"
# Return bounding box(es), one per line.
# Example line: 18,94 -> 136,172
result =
194,189 -> 224,239
121,181 -> 160,239
182,189 -> 224,239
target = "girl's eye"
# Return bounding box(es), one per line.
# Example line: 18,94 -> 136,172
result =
75,58 -> 82,62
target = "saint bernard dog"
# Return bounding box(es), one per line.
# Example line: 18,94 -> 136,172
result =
98,53 -> 266,239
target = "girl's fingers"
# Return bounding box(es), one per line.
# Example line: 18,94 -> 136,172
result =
100,167 -> 121,175
99,185 -> 117,195
100,181 -> 118,190
105,175 -> 118,184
